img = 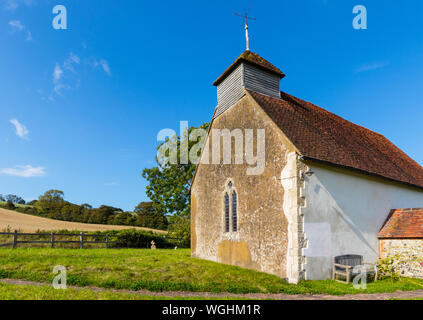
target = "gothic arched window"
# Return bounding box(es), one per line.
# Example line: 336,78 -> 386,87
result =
224,193 -> 230,233
223,180 -> 239,233
232,191 -> 237,232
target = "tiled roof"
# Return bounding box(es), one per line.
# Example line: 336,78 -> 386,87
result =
213,51 -> 285,86
378,209 -> 423,238
248,90 -> 423,189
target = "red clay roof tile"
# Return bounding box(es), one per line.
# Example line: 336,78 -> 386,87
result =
248,90 -> 423,189
378,208 -> 423,238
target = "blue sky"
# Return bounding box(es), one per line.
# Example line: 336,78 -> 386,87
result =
1,0 -> 423,211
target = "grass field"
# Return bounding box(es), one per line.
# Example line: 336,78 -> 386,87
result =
0,282 -> 248,300
1,248 -> 423,296
0,208 -> 166,233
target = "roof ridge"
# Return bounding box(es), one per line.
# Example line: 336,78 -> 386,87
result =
247,89 -> 423,189
280,91 -> 386,139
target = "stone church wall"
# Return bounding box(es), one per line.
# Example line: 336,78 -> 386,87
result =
191,92 -> 300,279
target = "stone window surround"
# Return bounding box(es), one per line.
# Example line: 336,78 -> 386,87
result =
222,179 -> 238,234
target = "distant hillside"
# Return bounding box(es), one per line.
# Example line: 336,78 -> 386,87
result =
0,208 -> 167,234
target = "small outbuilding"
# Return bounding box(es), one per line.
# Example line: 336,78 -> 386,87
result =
378,208 -> 423,278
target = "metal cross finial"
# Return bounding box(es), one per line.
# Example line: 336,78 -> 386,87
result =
234,12 -> 256,51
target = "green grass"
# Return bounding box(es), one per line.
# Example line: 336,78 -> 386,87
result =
0,282 -> 249,300
0,248 -> 422,295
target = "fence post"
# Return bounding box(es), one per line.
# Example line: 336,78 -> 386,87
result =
80,232 -> 84,249
105,234 -> 109,249
51,232 -> 55,248
13,230 -> 18,248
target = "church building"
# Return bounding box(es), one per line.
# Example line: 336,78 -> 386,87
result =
190,49 -> 423,283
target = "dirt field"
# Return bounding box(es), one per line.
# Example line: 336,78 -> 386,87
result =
0,208 -> 166,233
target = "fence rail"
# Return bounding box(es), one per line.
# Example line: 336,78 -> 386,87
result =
0,230 -> 118,249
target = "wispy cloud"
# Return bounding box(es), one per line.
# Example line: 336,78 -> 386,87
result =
49,52 -> 111,99
53,63 -> 65,94
4,0 -> 36,11
99,59 -> 111,76
53,63 -> 63,82
1,165 -> 46,178
10,118 -> 29,139
64,53 -> 80,73
8,19 -> 32,41
52,53 -> 80,95
91,58 -> 111,76
4,0 -> 18,11
355,61 -> 389,73
8,20 -> 24,30
104,182 -> 118,186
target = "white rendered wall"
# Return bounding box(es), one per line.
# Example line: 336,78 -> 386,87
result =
302,162 -> 423,280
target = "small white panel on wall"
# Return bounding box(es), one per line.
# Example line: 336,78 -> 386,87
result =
303,223 -> 331,257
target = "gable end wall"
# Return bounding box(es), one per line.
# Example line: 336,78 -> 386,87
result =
191,93 -> 304,281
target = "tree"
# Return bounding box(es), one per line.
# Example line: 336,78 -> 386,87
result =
134,201 -> 168,230
81,203 -> 92,209
111,211 -> 137,226
36,190 -> 65,216
168,216 -> 190,247
4,194 -> 25,204
5,201 -> 15,210
0,194 -> 5,202
142,123 -> 209,217
88,205 -> 122,225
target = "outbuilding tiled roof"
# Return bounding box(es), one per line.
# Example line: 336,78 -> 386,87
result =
213,51 -> 285,86
378,209 -> 423,238
248,90 -> 423,189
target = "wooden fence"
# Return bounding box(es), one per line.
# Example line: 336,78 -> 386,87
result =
0,230 -> 118,249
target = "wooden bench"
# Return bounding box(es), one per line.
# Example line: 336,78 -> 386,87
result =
332,254 -> 378,284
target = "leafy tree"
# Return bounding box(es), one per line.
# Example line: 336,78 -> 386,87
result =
112,211 -> 138,226
60,203 -> 84,222
81,203 -> 92,209
134,201 -> 168,230
5,200 -> 15,210
142,123 -> 209,218
36,190 -> 65,216
88,205 -> 122,225
168,216 -> 190,247
4,194 -> 25,204
38,190 -> 64,203
27,200 -> 37,206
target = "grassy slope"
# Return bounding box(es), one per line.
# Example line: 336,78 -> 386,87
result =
1,248 -> 423,295
0,208 -> 166,233
0,282 -> 247,300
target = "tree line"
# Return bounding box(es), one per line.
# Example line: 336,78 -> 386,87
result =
0,194 -> 26,205
0,190 -> 168,231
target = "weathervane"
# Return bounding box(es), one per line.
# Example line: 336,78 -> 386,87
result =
234,11 -> 256,51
